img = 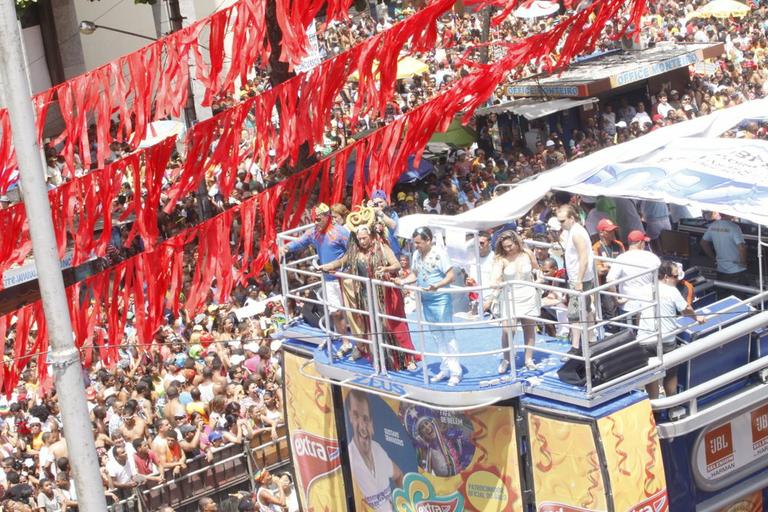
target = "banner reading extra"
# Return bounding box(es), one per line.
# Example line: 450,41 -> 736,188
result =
283,352 -> 348,512
340,388 -> 524,512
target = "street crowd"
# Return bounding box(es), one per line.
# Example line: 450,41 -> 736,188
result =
0,0 -> 766,509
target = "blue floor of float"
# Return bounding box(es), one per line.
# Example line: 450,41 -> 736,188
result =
302,317 -> 586,394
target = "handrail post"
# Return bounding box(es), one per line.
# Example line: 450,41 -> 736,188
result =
371,279 -> 390,376
653,269 -> 663,364
759,223 -> 765,309
580,293 -> 593,396
364,278 -> 381,374
319,275 -> 334,363
414,289 -> 430,385
278,235 -> 290,316
502,282 -> 517,374
592,256 -> 603,341
244,440 -> 257,494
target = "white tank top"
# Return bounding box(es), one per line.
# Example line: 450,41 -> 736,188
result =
563,223 -> 594,283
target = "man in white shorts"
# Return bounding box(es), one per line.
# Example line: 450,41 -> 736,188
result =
637,260 -> 704,398
279,204 -> 349,341
346,390 -> 403,511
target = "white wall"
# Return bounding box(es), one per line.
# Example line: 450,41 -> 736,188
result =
21,25 -> 53,94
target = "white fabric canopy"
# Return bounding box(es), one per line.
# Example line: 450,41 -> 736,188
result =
514,0 -> 560,18
398,98 -> 768,237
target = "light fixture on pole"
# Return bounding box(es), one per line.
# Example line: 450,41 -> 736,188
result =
78,20 -> 157,41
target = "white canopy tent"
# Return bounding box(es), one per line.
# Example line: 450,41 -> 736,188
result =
397,98 -> 768,237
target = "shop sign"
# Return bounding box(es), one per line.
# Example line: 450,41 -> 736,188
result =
612,52 -> 698,87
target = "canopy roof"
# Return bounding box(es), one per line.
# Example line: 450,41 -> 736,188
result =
476,97 -> 598,119
398,99 -> 768,236
689,0 -> 750,19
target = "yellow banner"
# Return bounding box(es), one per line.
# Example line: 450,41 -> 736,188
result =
528,413 -> 607,512
528,399 -> 669,512
341,388 -> 523,512
596,400 -> 667,512
283,352 -> 348,512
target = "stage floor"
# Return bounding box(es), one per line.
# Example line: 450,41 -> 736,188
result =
283,315 -> 657,407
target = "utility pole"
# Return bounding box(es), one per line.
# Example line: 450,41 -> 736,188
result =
0,1 -> 108,511
166,0 -> 212,219
479,5 -> 492,64
167,0 -> 197,125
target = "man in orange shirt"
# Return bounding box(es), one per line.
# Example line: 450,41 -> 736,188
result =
592,218 -> 625,328
592,218 -> 625,284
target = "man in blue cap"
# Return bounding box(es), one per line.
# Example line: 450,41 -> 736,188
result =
369,189 -> 401,258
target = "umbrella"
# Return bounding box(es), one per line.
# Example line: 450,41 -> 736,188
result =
428,118 -> 477,147
350,56 -> 430,81
345,153 -> 435,184
138,120 -> 186,149
514,0 -> 560,18
689,0 -> 749,18
398,155 -> 435,184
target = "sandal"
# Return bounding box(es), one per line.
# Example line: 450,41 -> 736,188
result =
406,361 -> 418,371
335,342 -> 353,359
525,360 -> 537,371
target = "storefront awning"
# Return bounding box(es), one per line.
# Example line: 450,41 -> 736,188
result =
478,97 -> 598,119
506,42 -> 723,98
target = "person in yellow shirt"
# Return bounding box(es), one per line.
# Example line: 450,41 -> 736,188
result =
185,388 -> 209,424
28,418 -> 44,452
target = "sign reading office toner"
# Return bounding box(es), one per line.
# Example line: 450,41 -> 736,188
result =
693,400 -> 768,488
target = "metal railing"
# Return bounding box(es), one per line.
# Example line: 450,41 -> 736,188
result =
278,224 -> 671,398
649,291 -> 768,418
107,426 -> 290,512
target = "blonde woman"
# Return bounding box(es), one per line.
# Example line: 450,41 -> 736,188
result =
483,231 -> 541,372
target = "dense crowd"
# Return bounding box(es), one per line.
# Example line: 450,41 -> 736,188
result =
0,0 -> 766,509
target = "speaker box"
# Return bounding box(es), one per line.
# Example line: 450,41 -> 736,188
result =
302,301 -> 323,328
557,330 -> 647,386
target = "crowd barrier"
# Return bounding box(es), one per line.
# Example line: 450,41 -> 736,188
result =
107,425 -> 290,512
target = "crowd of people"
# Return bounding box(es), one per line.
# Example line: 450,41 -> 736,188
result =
0,0 -> 766,509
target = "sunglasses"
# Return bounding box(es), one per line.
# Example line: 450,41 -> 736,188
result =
412,227 -> 432,239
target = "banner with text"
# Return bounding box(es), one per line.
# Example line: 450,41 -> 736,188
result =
340,389 -> 523,511
284,352 -> 348,512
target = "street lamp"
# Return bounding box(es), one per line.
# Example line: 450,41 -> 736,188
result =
78,20 -> 157,42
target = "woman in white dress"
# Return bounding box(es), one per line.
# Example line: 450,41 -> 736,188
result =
484,231 -> 541,372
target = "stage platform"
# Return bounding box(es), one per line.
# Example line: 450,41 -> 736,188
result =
280,317 -> 663,409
